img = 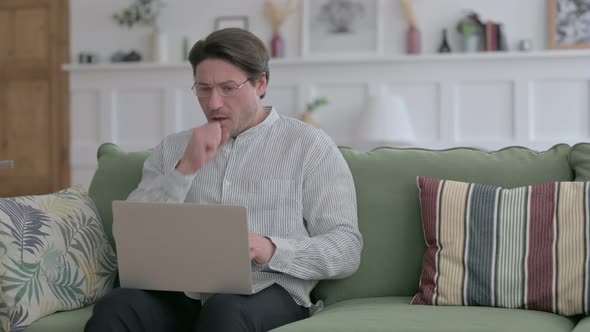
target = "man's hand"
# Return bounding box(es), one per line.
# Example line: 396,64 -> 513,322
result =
176,122 -> 230,175
249,233 -> 276,265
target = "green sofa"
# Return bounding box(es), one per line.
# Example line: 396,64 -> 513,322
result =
26,142 -> 590,332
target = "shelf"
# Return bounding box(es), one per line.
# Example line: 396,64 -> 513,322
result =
63,49 -> 590,72
270,49 -> 590,65
62,61 -> 193,72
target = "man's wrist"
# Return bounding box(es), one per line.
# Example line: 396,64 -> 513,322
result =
175,159 -> 194,175
265,236 -> 276,257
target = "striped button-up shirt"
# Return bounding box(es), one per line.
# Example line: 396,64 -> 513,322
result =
127,107 -> 363,311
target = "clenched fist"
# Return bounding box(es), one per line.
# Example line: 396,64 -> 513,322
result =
175,122 -> 230,175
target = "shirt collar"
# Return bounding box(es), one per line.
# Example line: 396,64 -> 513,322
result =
237,106 -> 279,138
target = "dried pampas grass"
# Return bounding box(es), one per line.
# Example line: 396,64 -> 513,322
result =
264,0 -> 296,33
400,0 -> 417,27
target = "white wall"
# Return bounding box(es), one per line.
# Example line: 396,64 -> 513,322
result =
69,0 -> 590,190
66,52 -> 590,187
71,0 -> 547,62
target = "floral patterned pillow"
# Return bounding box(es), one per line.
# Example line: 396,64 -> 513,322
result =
0,186 -> 117,331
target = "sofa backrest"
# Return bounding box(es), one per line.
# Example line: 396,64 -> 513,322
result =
311,144 -> 574,306
88,143 -> 151,249
88,143 -> 574,306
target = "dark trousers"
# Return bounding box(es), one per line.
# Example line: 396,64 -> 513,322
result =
85,284 -> 309,332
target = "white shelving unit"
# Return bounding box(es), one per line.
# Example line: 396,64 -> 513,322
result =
64,50 -> 590,187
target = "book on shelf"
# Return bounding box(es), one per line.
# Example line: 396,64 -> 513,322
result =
485,21 -> 497,51
484,21 -> 508,52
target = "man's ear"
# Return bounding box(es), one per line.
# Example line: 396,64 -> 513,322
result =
256,72 -> 267,97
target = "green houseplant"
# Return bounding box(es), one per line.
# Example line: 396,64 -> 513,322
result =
112,0 -> 166,28
302,97 -> 328,128
113,0 -> 168,63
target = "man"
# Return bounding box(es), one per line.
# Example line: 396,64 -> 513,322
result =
85,28 -> 363,332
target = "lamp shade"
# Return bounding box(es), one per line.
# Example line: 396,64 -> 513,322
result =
357,94 -> 415,145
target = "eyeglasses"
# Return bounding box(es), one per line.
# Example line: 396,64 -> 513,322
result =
191,79 -> 250,98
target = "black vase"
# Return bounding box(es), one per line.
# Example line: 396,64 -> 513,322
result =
438,29 -> 452,53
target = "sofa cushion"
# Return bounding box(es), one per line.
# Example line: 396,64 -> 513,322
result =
570,143 -> 590,181
0,296 -> 8,332
573,317 -> 590,332
0,187 -> 116,330
312,145 -> 573,307
273,297 -> 576,332
24,305 -> 93,332
88,143 -> 151,249
413,177 -> 589,316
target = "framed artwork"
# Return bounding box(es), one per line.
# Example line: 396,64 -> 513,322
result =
548,0 -> 590,49
301,0 -> 384,57
214,16 -> 249,31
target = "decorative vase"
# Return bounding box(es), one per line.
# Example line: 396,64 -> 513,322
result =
497,24 -> 508,51
302,113 -> 319,128
518,39 -> 532,52
406,25 -> 421,55
463,34 -> 480,53
271,32 -> 285,58
151,28 -> 168,63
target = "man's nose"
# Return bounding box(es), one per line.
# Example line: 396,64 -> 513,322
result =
207,88 -> 224,109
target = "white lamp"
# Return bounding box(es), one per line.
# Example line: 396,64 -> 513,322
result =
357,94 -> 415,148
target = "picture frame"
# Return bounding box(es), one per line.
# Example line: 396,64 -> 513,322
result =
301,0 -> 384,57
214,16 -> 249,31
548,0 -> 590,49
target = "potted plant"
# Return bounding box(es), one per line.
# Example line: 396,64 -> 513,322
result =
113,0 -> 168,62
264,0 -> 295,58
400,0 -> 421,54
302,97 -> 328,128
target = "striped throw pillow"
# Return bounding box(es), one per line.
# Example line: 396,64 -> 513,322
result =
412,177 -> 590,316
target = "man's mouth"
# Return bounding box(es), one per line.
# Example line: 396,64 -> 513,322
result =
211,116 -> 228,122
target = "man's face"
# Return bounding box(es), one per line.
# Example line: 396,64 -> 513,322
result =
194,58 -> 267,138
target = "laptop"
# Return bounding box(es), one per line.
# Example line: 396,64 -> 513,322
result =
112,200 -> 253,295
